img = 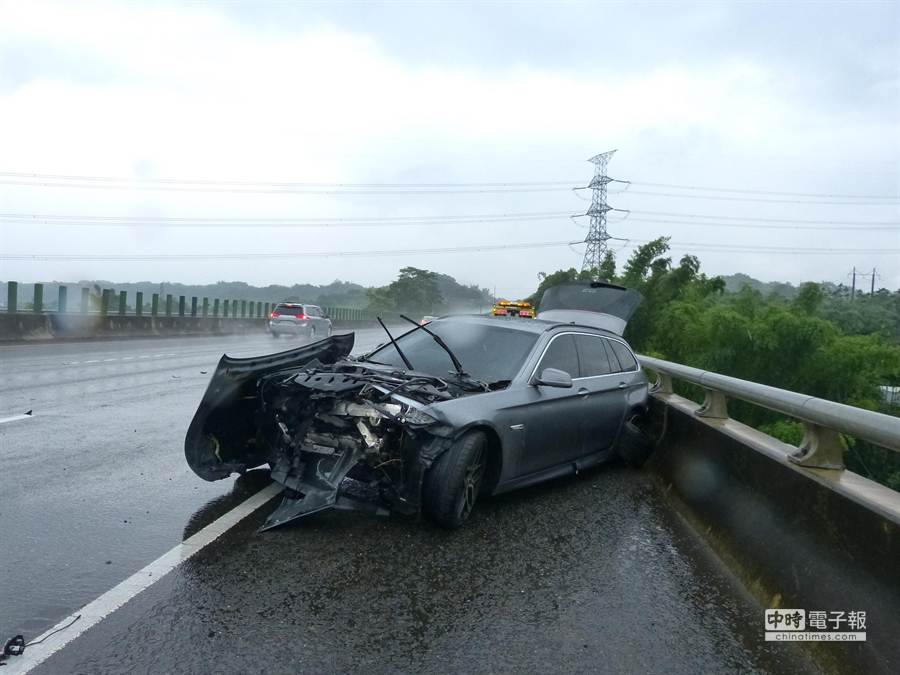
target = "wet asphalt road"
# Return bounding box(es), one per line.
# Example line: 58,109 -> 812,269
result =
1,330 -> 819,674
0,329 -> 386,640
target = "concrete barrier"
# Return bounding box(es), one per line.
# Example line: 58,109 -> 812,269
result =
648,394 -> 900,674
0,312 -> 380,343
0,312 -> 52,340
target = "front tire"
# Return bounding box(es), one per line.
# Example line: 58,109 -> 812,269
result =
423,430 -> 487,528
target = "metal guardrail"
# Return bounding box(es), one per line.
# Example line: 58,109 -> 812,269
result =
639,354 -> 900,470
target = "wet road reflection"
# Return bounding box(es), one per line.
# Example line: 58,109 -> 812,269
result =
41,463 -> 818,674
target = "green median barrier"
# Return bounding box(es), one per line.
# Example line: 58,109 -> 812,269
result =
7,281 -> 17,313
33,283 -> 43,313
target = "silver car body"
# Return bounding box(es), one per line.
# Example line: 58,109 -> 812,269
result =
186,283 -> 649,530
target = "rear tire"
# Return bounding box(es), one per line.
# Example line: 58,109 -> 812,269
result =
615,415 -> 654,467
423,430 -> 487,528
309,326 -> 317,340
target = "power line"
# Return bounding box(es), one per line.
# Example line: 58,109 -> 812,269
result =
1,170 -> 896,201
615,239 -> 898,255
5,240 -> 895,263
0,179 -> 575,195
0,171 -> 576,188
624,209 -> 900,226
609,189 -> 899,206
0,211 -> 574,228
0,239 -> 584,262
623,217 -> 896,232
623,180 -> 900,201
3,209 -> 894,229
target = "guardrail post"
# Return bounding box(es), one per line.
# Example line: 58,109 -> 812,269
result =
165,294 -> 173,316
6,281 -> 17,312
202,297 -> 208,317
255,301 -> 260,318
33,283 -> 43,312
696,388 -> 728,419
58,285 -> 67,313
789,424 -> 846,470
135,291 -> 143,316
223,299 -> 230,318
240,300 -> 246,318
100,289 -> 111,316
233,299 -> 238,318
80,287 -> 89,313
190,296 -> 198,317
151,293 -> 159,316
213,299 -> 220,317
178,295 -> 186,317
264,302 -> 270,317
649,371 -> 673,395
118,291 -> 127,315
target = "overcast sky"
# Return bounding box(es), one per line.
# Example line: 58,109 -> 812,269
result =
0,0 -> 897,296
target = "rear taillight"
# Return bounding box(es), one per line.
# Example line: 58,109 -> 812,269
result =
296,313 -> 308,320
270,311 -> 280,318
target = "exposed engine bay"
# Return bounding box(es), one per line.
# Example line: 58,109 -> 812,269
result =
185,333 -> 487,530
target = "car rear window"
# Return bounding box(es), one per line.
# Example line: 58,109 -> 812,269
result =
275,304 -> 304,314
608,340 -> 639,372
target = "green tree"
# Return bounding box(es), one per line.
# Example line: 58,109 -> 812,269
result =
366,267 -> 444,315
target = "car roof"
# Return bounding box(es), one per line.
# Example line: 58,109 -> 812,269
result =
431,313 -> 623,339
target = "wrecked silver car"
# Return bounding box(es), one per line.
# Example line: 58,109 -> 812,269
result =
185,283 -> 652,530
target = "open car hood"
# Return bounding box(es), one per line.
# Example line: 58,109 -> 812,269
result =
536,282 -> 643,335
185,334 -> 355,481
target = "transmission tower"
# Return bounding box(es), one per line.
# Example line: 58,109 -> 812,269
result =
581,149 -> 617,277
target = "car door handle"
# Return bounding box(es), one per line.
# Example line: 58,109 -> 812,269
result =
577,387 -> 590,396
617,382 -> 627,389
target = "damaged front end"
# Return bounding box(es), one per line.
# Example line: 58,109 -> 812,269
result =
185,334 -> 462,530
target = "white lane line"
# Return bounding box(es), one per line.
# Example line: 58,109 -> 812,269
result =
0,413 -> 33,425
5,482 -> 283,675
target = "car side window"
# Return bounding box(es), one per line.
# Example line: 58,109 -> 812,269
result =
574,335 -> 614,377
536,334 -> 579,378
608,340 -> 639,372
308,306 -> 320,317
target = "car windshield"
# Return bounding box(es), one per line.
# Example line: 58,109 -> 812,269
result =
365,321 -> 537,383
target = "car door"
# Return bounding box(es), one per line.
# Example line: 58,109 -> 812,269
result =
518,333 -> 585,476
574,334 -> 630,455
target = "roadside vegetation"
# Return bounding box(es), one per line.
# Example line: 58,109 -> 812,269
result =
530,237 -> 900,490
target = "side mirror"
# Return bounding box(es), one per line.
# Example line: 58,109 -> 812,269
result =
531,367 -> 573,388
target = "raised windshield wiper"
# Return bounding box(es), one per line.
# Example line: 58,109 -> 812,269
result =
398,314 -> 468,379
375,316 -> 414,371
